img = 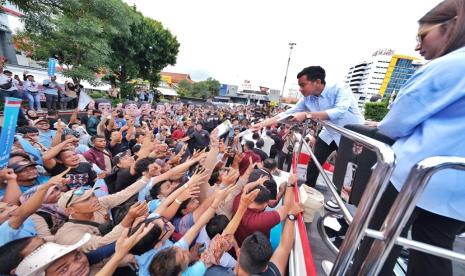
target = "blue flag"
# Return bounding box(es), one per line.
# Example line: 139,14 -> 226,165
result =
0,97 -> 21,168
47,58 -> 57,76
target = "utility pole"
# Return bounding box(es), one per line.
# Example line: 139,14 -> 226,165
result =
280,42 -> 296,105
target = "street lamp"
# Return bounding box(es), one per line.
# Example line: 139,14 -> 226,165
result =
280,42 -> 296,105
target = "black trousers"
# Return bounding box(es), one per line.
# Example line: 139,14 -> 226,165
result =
306,137 -> 338,187
350,183 -> 465,276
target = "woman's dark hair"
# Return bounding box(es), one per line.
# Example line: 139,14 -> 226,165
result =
419,0 -> 465,57
134,157 -> 156,176
149,247 -> 182,276
0,237 -> 36,274
128,218 -> 162,256
206,215 -> 230,239
209,169 -> 220,186
149,179 -> 170,200
297,66 -> 326,84
17,126 -> 39,135
174,198 -> 191,218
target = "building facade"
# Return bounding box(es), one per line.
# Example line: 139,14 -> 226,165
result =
345,49 -> 421,111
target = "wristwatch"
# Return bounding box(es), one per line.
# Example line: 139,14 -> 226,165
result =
306,112 -> 313,120
287,214 -> 297,221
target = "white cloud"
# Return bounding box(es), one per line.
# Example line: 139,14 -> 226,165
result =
125,0 -> 442,91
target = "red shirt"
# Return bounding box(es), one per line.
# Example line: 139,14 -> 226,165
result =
171,128 -> 185,140
232,193 -> 280,246
238,150 -> 261,175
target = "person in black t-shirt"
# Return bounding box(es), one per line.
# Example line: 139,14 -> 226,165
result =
45,149 -> 97,189
107,120 -> 134,156
181,122 -> 210,151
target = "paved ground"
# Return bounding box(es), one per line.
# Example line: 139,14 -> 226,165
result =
305,176 -> 465,276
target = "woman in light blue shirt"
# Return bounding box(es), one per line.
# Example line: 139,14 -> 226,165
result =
352,1 -> 465,275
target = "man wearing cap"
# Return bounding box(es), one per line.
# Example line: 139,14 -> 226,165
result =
2,160 -> 50,197
0,170 -> 67,247
14,234 -> 93,276
54,177 -> 150,252
34,118 -> 56,149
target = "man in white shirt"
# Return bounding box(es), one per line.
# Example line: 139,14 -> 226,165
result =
0,69 -> 21,101
261,130 -> 275,157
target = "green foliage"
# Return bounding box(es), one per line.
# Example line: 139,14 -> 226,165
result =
364,101 -> 389,121
9,0 -> 180,93
87,90 -> 108,99
108,15 -> 180,86
176,80 -> 193,97
180,78 -> 221,99
120,82 -> 136,101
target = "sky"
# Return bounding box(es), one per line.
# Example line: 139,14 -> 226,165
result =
125,0 -> 442,94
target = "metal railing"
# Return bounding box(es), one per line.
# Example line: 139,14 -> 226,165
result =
292,119 -> 396,276
293,119 -> 465,275
358,156 -> 465,275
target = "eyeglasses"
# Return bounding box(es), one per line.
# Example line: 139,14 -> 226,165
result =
155,216 -> 171,242
416,17 -> 456,45
65,186 -> 92,208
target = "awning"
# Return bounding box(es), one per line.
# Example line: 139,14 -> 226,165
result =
157,87 -> 179,97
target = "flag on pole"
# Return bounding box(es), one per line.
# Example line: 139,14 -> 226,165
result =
0,97 -> 22,168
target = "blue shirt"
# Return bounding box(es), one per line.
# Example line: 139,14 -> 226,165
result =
0,217 -> 37,247
43,80 -> 59,95
38,129 -> 56,149
378,46 -> 465,221
284,84 -> 364,145
136,238 -> 189,276
0,175 -> 49,198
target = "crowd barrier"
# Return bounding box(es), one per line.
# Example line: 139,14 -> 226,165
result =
288,119 -> 465,275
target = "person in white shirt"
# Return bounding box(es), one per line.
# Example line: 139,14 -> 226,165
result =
261,130 -> 275,157
0,69 -> 21,101
23,72 -> 41,111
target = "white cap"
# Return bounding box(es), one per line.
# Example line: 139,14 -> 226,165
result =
15,233 -> 91,276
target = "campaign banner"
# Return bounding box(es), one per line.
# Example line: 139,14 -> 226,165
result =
47,58 -> 57,76
0,97 -> 22,168
78,90 -> 93,111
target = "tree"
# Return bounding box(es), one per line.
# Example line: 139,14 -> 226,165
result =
107,15 -> 180,87
176,80 -> 193,97
13,0 -> 137,84
191,78 -> 221,99
364,101 -> 389,121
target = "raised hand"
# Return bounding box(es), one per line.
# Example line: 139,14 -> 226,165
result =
232,152 -> 244,169
178,184 -> 200,202
222,169 -> 240,186
46,167 -> 72,188
115,222 -> 154,256
240,188 -> 260,207
122,202 -> 149,227
0,168 -> 17,182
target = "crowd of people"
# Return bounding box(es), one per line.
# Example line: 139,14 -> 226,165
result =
1,0 -> 465,275
0,70 -> 85,111
0,99 -> 308,276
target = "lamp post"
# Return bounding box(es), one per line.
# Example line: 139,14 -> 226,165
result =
279,42 -> 296,105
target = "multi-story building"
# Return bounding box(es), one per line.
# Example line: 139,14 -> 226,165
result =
345,49 -> 394,109
345,49 -> 422,111
379,56 -> 423,101
215,81 -> 281,105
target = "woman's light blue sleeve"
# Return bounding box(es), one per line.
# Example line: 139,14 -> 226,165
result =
379,60 -> 465,139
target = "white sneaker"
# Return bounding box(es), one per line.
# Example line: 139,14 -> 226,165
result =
325,199 -> 341,212
322,260 -> 334,276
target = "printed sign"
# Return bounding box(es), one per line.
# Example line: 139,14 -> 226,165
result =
0,97 -> 22,168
